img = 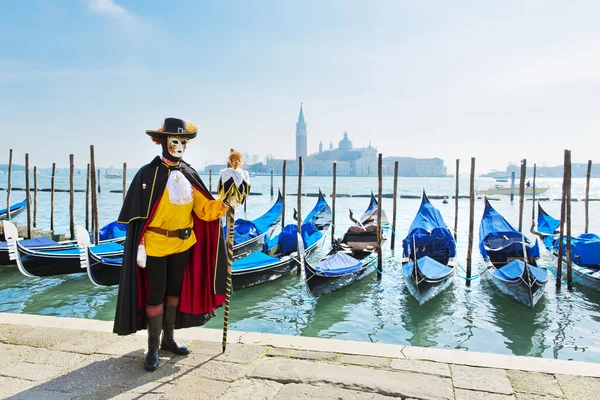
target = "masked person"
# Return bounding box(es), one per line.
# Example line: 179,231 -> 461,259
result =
113,118 -> 229,372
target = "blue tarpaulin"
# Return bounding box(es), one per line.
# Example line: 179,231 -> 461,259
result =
230,193 -> 282,245
0,199 -> 27,216
41,242 -> 123,256
402,256 -> 454,280
402,192 -> 456,259
479,199 -> 539,260
98,221 -> 127,241
314,251 -> 363,276
0,237 -> 60,250
537,204 -> 560,235
494,259 -> 548,282
232,251 -> 280,272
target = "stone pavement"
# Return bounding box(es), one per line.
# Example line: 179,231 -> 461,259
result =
0,313 -> 599,399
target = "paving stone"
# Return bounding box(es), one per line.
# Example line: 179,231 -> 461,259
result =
390,358 -> 451,377
213,342 -> 266,364
0,324 -> 36,343
0,361 -> 63,382
125,380 -> 175,394
0,343 -> 29,364
109,393 -> 165,400
249,357 -> 453,399
53,330 -> 118,354
96,334 -> 147,357
188,339 -> 227,355
166,376 -> 231,400
0,376 -> 37,398
221,378 -> 283,399
273,383 -> 397,399
168,349 -> 215,366
267,347 -> 339,362
515,394 -> 565,400
189,360 -> 253,382
9,389 -> 74,400
18,347 -> 88,368
556,374 -> 600,400
5,326 -> 81,348
451,365 -> 513,395
507,370 -> 563,398
455,388 -> 516,400
339,354 -> 390,368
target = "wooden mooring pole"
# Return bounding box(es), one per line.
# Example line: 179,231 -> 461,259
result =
585,160 -> 592,233
531,164 -> 537,227
390,161 -> 399,250
331,163 -> 337,246
97,168 -> 101,193
556,151 -> 568,288
296,157 -> 303,274
282,160 -> 287,228
466,157 -> 475,285
6,149 -> 12,220
518,159 -> 526,232
122,162 -> 127,201
25,154 -> 31,238
51,163 -> 56,232
565,150 -> 573,290
33,166 -> 37,228
209,169 -> 212,193
270,169 -> 274,197
454,159 -> 459,241
85,163 -> 90,232
69,154 -> 75,240
510,171 -> 516,202
90,146 -> 98,244
377,154 -> 383,279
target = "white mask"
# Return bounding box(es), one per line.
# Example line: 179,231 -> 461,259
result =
167,136 -> 187,158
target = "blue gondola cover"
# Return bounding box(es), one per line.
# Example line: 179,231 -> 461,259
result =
494,259 -> 548,282
232,252 -> 280,272
314,252 -> 363,276
402,256 -> 454,280
0,237 -> 60,250
98,221 -> 127,241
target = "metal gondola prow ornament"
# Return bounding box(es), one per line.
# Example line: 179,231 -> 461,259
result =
218,151 -> 250,353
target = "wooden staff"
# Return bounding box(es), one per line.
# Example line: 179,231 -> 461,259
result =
33,166 -> 37,228
331,163 -> 337,245
296,157 -> 303,274
556,150 -> 568,287
69,154 -> 75,240
222,201 -> 235,352
122,162 -> 127,201
6,149 -> 12,220
51,163 -> 56,231
466,157 -> 475,284
25,154 -> 31,238
454,159 -> 459,241
85,163 -> 90,232
377,154 -> 383,279
90,146 -> 98,244
565,150 -> 573,290
391,161 -> 399,250
270,169 -> 274,197
585,160 -> 592,233
518,159 -> 526,232
282,160 -> 287,228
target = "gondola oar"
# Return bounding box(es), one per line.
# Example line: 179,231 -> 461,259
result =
218,151 -> 250,353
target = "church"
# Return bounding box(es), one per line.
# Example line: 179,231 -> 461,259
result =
266,104 -> 446,177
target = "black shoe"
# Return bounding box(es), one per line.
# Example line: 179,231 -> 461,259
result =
144,313 -> 163,371
160,304 -> 191,356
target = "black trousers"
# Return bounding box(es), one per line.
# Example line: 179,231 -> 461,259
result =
145,249 -> 190,306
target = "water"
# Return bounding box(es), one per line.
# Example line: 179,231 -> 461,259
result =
1,169 -> 600,363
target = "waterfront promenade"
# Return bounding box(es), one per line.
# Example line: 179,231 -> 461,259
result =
0,313 -> 599,399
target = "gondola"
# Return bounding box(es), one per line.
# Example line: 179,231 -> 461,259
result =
232,190 -> 331,290
0,199 -> 27,221
231,191 -> 283,260
76,226 -> 123,287
401,191 -> 457,305
303,193 -> 388,297
532,203 -> 600,292
479,198 -> 548,308
2,220 -> 124,277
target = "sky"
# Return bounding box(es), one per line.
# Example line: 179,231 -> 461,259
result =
1,0 -> 600,172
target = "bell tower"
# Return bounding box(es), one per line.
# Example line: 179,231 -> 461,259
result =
295,103 -> 307,160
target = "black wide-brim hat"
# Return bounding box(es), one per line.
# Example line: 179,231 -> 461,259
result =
145,117 -> 198,139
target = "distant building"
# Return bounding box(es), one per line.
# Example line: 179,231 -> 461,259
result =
295,104 -> 308,160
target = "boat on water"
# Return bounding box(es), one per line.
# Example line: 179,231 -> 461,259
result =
0,199 -> 27,221
532,203 -> 600,292
231,191 -> 283,261
479,198 -> 548,308
232,190 -> 331,290
303,193 -> 388,297
478,185 -> 549,196
401,191 -> 457,305
3,220 -> 125,277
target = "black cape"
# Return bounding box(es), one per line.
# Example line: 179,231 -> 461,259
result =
113,156 -> 227,335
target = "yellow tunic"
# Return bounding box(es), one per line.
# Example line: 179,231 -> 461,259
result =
144,184 -> 226,258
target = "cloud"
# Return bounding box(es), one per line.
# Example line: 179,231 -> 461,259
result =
85,0 -> 128,18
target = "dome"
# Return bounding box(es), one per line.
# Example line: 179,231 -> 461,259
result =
338,132 -> 353,151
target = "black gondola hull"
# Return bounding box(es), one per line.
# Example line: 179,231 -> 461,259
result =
232,258 -> 298,290
87,248 -> 122,286
304,255 -> 376,297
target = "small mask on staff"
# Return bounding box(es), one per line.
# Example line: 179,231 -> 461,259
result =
218,150 -> 250,207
